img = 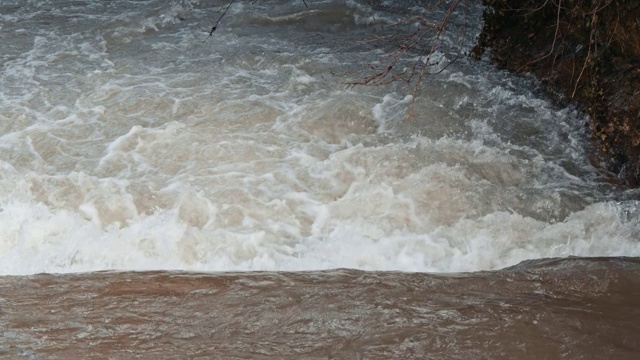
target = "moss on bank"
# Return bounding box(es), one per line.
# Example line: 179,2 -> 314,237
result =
472,0 -> 640,186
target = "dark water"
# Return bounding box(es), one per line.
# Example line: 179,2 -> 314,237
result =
2,257 -> 639,359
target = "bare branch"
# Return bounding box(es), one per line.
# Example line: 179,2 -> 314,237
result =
201,0 -> 236,42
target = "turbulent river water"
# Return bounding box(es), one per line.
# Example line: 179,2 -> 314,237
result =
1,0 -> 639,358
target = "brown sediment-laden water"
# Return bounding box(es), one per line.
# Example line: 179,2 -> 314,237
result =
0,0 -> 639,357
2,257 -> 640,359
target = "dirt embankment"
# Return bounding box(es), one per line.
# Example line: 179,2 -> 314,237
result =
472,0 -> 640,186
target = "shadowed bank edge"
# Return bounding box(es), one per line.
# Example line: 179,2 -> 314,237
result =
472,0 -> 640,186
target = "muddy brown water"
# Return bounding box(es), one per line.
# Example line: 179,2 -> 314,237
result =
2,257 -> 639,359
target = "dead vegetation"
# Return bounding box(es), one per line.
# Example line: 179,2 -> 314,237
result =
343,0 -> 472,118
472,0 -> 640,185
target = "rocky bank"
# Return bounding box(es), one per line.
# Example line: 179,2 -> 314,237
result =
472,0 -> 640,186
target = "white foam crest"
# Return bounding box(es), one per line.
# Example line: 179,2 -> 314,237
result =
1,194 -> 637,275
372,93 -> 413,132
0,200 -> 187,275
284,195 -> 640,273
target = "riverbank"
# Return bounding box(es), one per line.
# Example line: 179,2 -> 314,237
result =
472,0 -> 640,186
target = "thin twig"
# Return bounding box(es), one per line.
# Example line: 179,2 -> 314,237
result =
201,0 -> 236,42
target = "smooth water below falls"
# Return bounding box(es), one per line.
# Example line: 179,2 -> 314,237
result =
3,258 -> 639,359
0,0 -> 639,275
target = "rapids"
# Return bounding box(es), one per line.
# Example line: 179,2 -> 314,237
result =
1,0 -> 638,275
1,1 -> 640,358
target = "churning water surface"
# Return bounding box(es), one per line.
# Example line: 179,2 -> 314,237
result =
0,0 -> 639,275
1,0 -> 639,275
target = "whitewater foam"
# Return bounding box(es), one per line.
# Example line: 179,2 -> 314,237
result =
0,0 -> 638,276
